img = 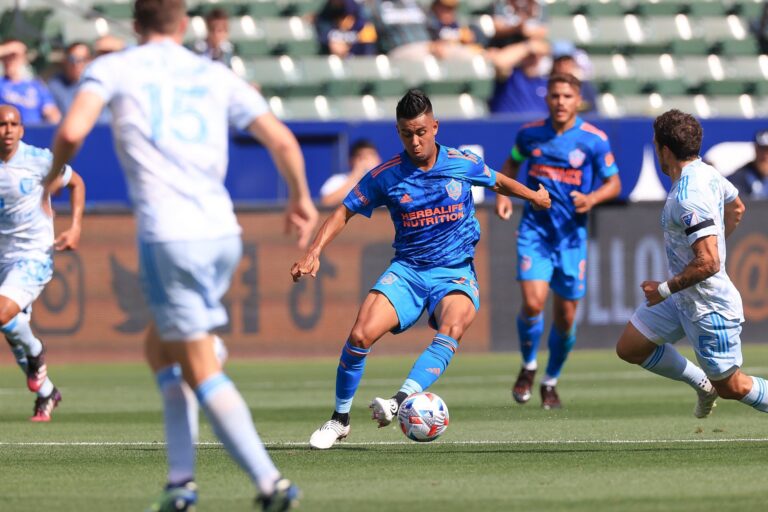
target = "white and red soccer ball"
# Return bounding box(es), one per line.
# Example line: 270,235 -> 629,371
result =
397,392 -> 449,442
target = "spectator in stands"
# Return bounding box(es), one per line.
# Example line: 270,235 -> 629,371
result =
490,0 -> 548,48
550,43 -> 597,114
0,40 -> 61,125
427,0 -> 483,60
316,0 -> 378,57
320,139 -> 381,207
191,8 -> 238,69
728,129 -> 768,200
48,42 -> 110,124
369,0 -> 434,61
94,35 -> 126,57
487,36 -> 551,115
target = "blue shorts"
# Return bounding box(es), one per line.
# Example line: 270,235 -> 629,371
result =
138,236 -> 242,341
631,299 -> 743,380
371,260 -> 480,334
517,230 -> 587,300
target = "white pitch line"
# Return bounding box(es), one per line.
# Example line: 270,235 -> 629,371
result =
2,438 -> 768,447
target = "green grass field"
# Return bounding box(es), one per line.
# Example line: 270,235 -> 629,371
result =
2,345 -> 768,511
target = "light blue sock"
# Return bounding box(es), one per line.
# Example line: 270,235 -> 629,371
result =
157,365 -> 197,485
6,340 -> 28,373
400,334 -> 459,395
544,325 -> 577,380
335,341 -> 370,413
517,313 -> 544,366
640,344 -> 711,392
739,376 -> 768,413
196,373 -> 280,495
1,313 -> 43,357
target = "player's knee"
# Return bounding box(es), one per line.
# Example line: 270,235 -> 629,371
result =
521,303 -> 544,318
348,327 -> 375,349
437,322 -> 467,342
712,376 -> 752,400
0,312 -> 27,338
0,308 -> 19,328
615,341 -> 645,365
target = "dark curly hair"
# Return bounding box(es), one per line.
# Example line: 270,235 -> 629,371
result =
653,109 -> 702,161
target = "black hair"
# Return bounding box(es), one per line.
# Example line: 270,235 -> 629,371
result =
396,89 -> 433,120
349,139 -> 377,158
653,109 -> 702,161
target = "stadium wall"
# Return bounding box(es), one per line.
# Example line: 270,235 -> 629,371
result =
27,203 -> 768,361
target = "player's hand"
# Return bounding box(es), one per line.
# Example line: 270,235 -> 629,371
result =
54,225 -> 81,251
495,195 -> 513,220
285,196 -> 319,250
570,191 -> 595,213
531,184 -> 551,210
642,280 -> 666,306
291,251 -> 321,282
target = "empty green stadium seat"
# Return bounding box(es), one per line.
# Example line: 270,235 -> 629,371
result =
718,38 -> 760,56
93,2 -> 133,19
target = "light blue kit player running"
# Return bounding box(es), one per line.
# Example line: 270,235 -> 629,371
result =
292,90 -> 551,450
617,109 -> 768,419
43,1 -> 317,510
495,73 -> 622,409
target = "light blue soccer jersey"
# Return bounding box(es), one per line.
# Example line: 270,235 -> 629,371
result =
512,116 -> 618,246
0,141 -> 72,263
79,41 -> 269,243
662,159 -> 743,322
343,144 -> 497,268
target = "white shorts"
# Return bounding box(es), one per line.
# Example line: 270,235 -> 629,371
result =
138,236 -> 242,341
631,299 -> 743,380
0,255 -> 53,311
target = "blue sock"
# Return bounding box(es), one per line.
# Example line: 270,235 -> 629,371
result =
335,341 -> 370,414
544,325 -> 577,380
517,313 -> 544,366
400,334 -> 459,395
740,376 -> 768,413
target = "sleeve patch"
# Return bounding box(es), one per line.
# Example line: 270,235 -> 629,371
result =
684,218 -> 715,236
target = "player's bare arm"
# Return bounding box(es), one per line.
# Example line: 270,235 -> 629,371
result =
723,196 -> 745,239
492,172 -> 551,210
642,235 -> 719,306
495,157 -> 522,220
291,205 -> 356,282
51,171 -> 86,251
248,112 -> 318,249
570,174 -> 621,214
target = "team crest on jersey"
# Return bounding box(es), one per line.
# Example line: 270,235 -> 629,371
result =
520,255 -> 533,272
445,179 -> 462,200
379,272 -> 398,285
681,210 -> 699,227
569,148 -> 586,168
19,178 -> 35,195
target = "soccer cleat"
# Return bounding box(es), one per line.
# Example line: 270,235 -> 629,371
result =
369,397 -> 399,427
694,387 -> 718,418
309,419 -> 350,450
30,387 -> 61,422
147,481 -> 198,512
512,368 -> 536,404
540,384 -> 562,410
26,350 -> 48,393
256,478 -> 301,512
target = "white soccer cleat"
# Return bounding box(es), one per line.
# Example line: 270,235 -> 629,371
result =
694,388 -> 718,418
309,420 -> 350,450
369,397 -> 399,428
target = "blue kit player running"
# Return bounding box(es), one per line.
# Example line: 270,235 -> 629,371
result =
291,90 -> 551,450
495,73 -> 621,409
617,110 -> 768,418
44,1 -> 317,510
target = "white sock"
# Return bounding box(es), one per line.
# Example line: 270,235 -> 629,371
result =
541,375 -> 557,387
641,344 -> 712,393
739,376 -> 768,412
195,373 -> 280,495
37,378 -> 54,397
523,361 -> 538,371
1,312 -> 43,357
157,365 -> 197,485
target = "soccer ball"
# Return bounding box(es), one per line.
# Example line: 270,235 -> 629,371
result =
397,392 -> 449,442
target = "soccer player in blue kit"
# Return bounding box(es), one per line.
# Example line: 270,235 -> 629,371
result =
291,90 -> 551,449
495,73 -> 622,409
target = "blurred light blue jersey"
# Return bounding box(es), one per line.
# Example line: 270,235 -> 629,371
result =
343,144 -> 497,268
512,116 -> 618,248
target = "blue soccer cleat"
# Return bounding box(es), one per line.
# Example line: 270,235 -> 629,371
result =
256,478 -> 301,511
147,481 -> 198,512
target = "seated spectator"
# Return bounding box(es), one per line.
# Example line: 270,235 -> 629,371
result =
489,0 -> 548,48
316,0 -> 378,58
47,42 -> 110,124
320,139 -> 381,207
191,8 -> 238,69
550,45 -> 597,113
369,0 -> 433,61
487,36 -> 551,115
728,130 -> 768,200
427,0 -> 483,60
0,40 -> 61,125
94,35 -> 126,57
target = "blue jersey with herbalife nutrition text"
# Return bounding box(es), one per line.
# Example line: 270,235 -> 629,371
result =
343,144 -> 497,268
513,116 -> 618,246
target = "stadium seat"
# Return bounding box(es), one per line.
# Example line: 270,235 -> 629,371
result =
331,95 -> 386,120
430,94 -> 488,119
283,0 -> 326,17
346,55 -> 408,97
686,0 -> 727,17
717,38 -> 760,56
725,55 -> 768,81
299,55 -> 362,96
244,56 -> 322,97
93,1 -> 133,20
280,96 -> 334,120
261,17 -> 318,56
694,16 -> 748,42
228,16 -> 271,57
708,95 -> 755,117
